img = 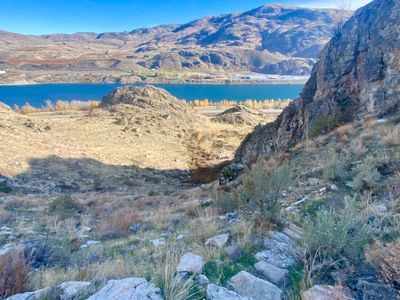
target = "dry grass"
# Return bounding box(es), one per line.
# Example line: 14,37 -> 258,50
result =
14,100 -> 100,114
0,249 -> 30,298
366,241 -> 400,287
97,210 -> 139,239
381,125 -> 400,146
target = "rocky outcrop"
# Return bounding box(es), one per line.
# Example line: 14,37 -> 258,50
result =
228,271 -> 282,300
236,0 -> 400,164
86,278 -> 162,300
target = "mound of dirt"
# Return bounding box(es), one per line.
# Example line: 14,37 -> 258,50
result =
100,85 -> 202,130
212,105 -> 265,126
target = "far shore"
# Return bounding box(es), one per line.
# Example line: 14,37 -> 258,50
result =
0,79 -> 308,86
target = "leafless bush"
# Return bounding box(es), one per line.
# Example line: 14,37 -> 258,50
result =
0,249 -> 30,298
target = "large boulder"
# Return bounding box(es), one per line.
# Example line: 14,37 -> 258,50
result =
302,285 -> 354,300
236,0 -> 400,164
254,260 -> 288,286
228,271 -> 282,300
6,288 -> 49,300
86,278 -> 162,300
176,252 -> 204,274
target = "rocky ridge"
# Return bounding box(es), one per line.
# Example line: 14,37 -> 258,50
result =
236,0 -> 400,164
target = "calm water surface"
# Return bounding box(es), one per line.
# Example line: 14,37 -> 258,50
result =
0,83 -> 304,107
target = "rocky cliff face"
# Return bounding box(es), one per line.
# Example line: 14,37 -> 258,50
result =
236,0 -> 400,164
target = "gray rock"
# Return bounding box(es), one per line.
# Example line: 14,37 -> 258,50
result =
269,231 -> 293,246
205,234 -> 229,248
6,288 -> 49,300
57,281 -> 92,300
228,271 -> 282,300
226,245 -> 242,261
86,278 -> 162,300
302,285 -> 354,300
254,260 -> 288,286
176,234 -> 185,240
129,223 -> 142,233
282,228 -> 301,240
80,240 -> 100,249
149,238 -> 166,247
197,274 -> 210,286
176,252 -> 204,274
256,238 -> 297,269
206,284 -> 250,300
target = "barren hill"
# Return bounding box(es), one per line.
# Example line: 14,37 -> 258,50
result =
0,4 -> 351,84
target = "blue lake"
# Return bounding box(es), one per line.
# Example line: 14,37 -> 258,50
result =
0,83 -> 304,107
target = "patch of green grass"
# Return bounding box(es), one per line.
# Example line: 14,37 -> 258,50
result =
204,260 -> 241,285
285,263 -> 306,300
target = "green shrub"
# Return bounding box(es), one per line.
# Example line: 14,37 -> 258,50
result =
349,157 -> 382,191
310,117 -> 326,139
323,153 -> 349,182
214,191 -> 239,214
301,196 -> 373,261
48,195 -> 81,219
238,160 -> 291,226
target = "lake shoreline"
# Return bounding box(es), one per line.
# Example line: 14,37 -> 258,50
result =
0,83 -> 304,108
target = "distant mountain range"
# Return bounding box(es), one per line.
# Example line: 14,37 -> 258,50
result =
0,4 -> 352,84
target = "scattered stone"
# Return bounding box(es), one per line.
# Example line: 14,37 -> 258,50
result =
176,252 -> 204,274
226,245 -> 242,261
129,223 -> 142,233
330,184 -> 338,191
302,285 -> 354,300
254,260 -> 288,286
205,233 -> 229,248
197,274 -> 210,286
255,249 -> 296,269
228,271 -> 282,300
57,281 -> 93,300
282,228 -> 301,240
176,234 -> 185,241
269,231 -> 293,246
206,284 -> 250,300
6,288 -> 49,300
87,278 -> 162,300
200,198 -> 214,208
80,240 -> 100,249
307,178 -> 323,186
149,238 -> 166,247
319,187 -> 328,194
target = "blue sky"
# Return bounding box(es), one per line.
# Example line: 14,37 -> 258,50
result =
0,0 -> 371,35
